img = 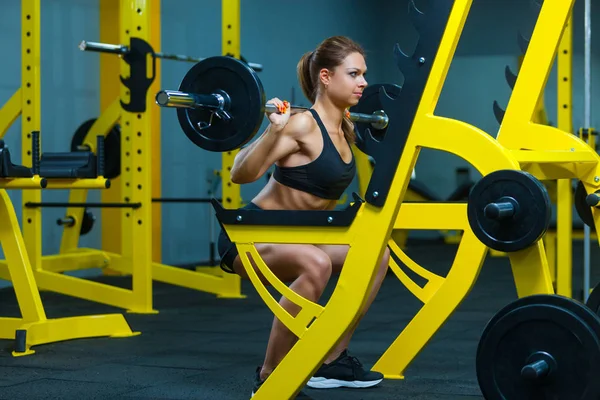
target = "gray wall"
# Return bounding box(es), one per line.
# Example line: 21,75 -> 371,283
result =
0,0 -> 598,287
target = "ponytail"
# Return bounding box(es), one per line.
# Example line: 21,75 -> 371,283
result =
342,114 -> 356,145
297,51 -> 316,103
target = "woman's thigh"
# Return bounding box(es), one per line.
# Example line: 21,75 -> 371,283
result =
232,243 -> 332,285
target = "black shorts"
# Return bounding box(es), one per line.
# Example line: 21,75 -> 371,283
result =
217,202 -> 263,274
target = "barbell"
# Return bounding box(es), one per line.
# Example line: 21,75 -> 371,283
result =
78,40 -> 264,72
154,55 -> 392,152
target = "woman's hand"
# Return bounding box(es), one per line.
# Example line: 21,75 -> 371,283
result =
266,97 -> 291,130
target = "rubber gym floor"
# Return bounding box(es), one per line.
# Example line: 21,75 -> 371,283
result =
0,241 -> 597,400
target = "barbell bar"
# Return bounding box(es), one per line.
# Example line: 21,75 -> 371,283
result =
154,55 -> 394,152
155,89 -> 389,131
78,40 -> 264,72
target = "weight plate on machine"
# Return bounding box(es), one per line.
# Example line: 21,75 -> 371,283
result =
575,180 -> 597,230
176,56 -> 265,152
349,83 -> 401,158
80,208 -> 96,235
71,118 -> 121,179
467,169 -> 551,252
476,294 -> 600,400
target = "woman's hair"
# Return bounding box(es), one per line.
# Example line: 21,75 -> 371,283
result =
297,36 -> 365,144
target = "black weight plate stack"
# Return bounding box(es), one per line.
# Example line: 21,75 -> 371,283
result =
176,56 -> 265,152
467,169 -> 551,252
349,83 -> 401,158
477,294 -> 600,400
575,180 -> 597,230
71,118 -> 121,179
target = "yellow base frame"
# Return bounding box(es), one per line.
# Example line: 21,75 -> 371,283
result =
0,190 -> 138,356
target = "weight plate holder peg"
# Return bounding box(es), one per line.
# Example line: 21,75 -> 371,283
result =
476,294 -> 600,400
467,169 -> 551,252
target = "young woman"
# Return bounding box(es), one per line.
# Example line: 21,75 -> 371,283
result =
218,36 -> 390,396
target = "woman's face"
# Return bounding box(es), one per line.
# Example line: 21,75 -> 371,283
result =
322,52 -> 368,108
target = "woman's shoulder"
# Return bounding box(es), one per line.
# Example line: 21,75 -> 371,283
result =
282,110 -> 317,138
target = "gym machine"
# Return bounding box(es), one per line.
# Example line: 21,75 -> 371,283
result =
157,1 -> 600,398
0,0 -> 137,356
8,0 -> 267,330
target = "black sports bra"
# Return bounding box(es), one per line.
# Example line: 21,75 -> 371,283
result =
273,109 -> 356,200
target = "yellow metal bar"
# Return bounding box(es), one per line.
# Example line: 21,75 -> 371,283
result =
0,315 -> 138,357
0,177 -> 110,189
556,179 -> 572,296
555,12 -> 574,298
21,0 -> 42,271
214,0 -> 243,296
43,178 -> 110,189
510,150 -> 596,163
150,0 -> 162,263
118,0 -> 154,313
354,147 -> 372,197
0,250 -> 109,273
84,98 -> 122,151
0,190 -> 46,321
395,203 -> 468,230
0,88 -> 22,138
544,232 -> 557,286
100,0 -> 123,256
33,270 -> 141,310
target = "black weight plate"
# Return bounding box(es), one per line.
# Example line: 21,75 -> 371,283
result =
71,118 -> 121,179
349,83 -> 401,157
176,56 -> 265,152
467,169 -> 551,252
575,180 -> 596,229
80,208 -> 95,236
477,294 -> 600,400
586,282 -> 600,317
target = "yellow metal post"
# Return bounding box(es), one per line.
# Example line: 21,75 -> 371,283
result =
150,0 -> 162,263
21,0 -> 42,271
117,0 -> 155,313
100,0 -> 122,256
555,13 -> 573,298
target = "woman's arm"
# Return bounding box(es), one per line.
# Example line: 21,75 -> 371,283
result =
230,112 -> 312,184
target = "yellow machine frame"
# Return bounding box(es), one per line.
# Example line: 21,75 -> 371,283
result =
0,0 -> 137,356
226,0 -> 600,397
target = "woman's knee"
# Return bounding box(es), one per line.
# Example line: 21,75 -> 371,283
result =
301,250 -> 333,289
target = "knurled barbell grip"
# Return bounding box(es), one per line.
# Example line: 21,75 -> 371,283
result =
157,90 -> 389,130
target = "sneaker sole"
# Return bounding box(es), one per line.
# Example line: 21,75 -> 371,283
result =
306,377 -> 383,389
